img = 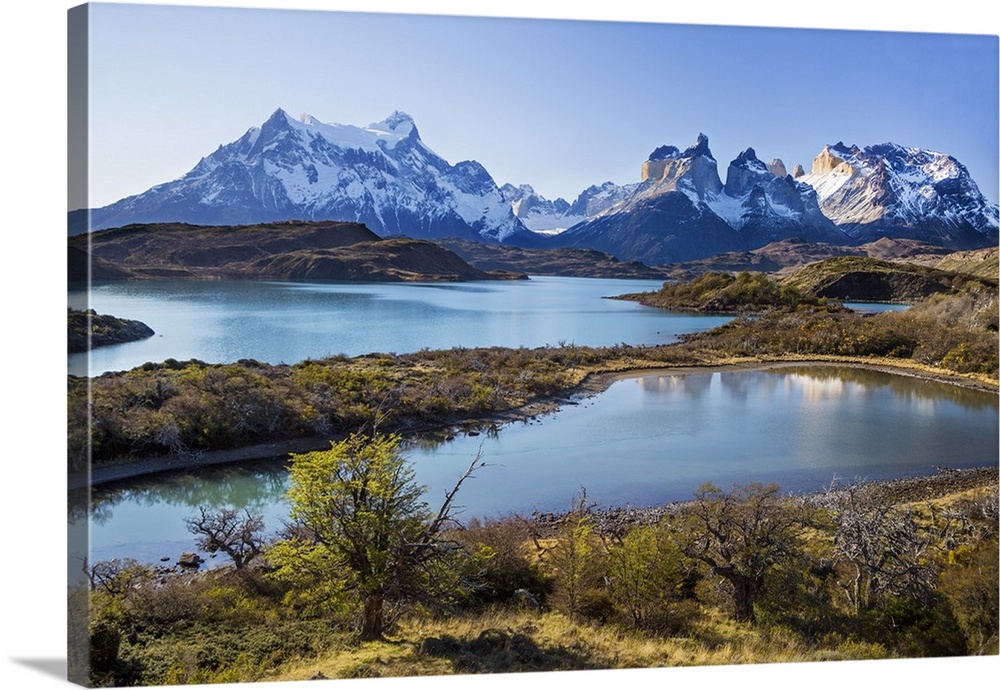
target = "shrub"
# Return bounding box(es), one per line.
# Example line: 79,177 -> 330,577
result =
545,491 -> 608,621
454,517 -> 552,608
938,537 -> 1000,654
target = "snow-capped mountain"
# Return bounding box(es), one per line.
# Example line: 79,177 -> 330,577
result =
795,142 -> 999,248
79,109 -> 535,244
499,181 -> 636,234
499,183 -> 579,234
549,135 -> 850,264
566,181 -> 642,221
713,147 -> 847,247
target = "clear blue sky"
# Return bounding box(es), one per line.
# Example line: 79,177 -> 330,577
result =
82,1 -> 999,208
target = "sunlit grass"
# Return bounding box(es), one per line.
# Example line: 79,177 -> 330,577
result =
267,606 -> 892,682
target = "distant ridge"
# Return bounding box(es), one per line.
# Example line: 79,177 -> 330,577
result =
68,221 -> 527,283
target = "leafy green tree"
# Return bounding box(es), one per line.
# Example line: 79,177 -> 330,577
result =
546,490 -> 607,621
606,524 -> 687,629
275,432 -> 481,640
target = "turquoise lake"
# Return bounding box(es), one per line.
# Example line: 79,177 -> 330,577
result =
72,365 -> 998,571
65,276 -> 996,574
67,276 -> 731,376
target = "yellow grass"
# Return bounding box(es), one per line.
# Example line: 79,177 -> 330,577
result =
264,606 -> 891,682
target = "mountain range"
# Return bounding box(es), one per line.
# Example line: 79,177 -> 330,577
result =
73,109 -> 998,265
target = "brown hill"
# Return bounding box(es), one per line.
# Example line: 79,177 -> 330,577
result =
934,246 -> 999,282
436,238 -> 671,279
781,256 -> 996,302
67,221 -> 525,282
655,237 -> 996,283
657,238 -> 865,279
858,237 -> 955,265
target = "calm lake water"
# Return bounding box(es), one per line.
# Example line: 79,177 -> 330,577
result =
71,365 -> 998,571
67,276 -> 731,377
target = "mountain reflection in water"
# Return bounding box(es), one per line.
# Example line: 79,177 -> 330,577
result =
74,365 -> 998,570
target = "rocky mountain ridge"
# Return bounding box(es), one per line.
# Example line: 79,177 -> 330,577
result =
546,134 -> 857,264
794,142 -> 998,248
547,134 -> 995,262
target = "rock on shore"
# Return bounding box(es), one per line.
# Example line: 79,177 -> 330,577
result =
67,308 -> 155,353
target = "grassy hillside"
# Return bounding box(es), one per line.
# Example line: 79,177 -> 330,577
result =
653,237 -> 990,281
935,246 -> 999,282
655,238 -> 866,279
781,256 -> 995,301
614,270 -> 828,313
78,467 -> 998,686
621,255 -> 997,313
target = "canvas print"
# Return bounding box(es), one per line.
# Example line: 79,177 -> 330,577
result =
67,2 -> 999,687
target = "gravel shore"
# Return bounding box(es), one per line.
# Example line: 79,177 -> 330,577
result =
529,465 -> 999,538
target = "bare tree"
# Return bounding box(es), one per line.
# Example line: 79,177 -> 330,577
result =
86,558 -> 154,597
937,484 -> 998,547
185,506 -> 266,570
822,481 -> 944,613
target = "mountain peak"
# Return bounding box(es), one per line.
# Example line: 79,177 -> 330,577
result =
83,107 -> 530,243
768,158 -> 787,177
383,110 -> 414,126
266,107 -> 292,123
828,141 -> 859,157
647,134 -> 713,163
682,133 -> 713,160
798,140 -> 998,247
648,144 -> 681,161
255,108 -> 296,143
369,111 -> 419,140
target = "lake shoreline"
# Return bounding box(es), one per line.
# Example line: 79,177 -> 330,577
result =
536,464 -> 1000,539
71,356 -> 998,492
574,355 -> 1000,397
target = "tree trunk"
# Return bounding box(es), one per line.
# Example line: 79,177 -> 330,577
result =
359,590 -> 386,641
730,575 -> 757,623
